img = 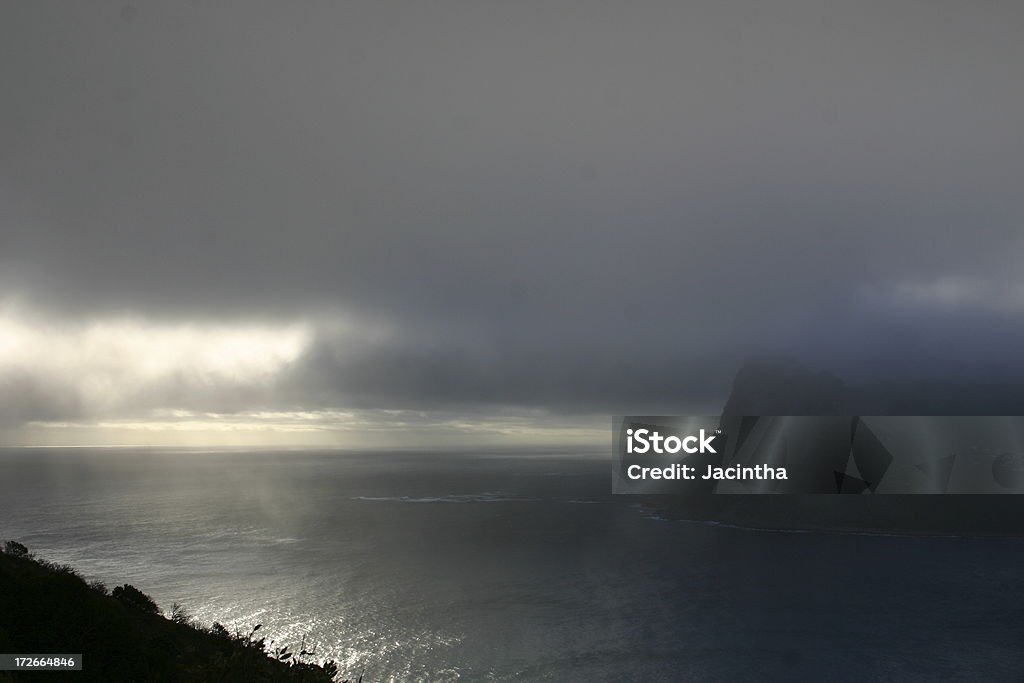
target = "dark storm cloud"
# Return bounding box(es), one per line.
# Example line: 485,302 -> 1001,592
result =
283,327 -> 735,415
3,1 -> 1024,424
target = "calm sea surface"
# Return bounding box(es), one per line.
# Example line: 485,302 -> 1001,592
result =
1,448 -> 1023,681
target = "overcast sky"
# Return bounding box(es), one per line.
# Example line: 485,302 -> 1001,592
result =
2,1 -> 1024,446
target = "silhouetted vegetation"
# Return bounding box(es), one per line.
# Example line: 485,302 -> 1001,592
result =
0,541 -> 349,682
111,583 -> 160,614
3,541 -> 28,558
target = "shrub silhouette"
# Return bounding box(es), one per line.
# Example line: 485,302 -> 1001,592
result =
170,601 -> 193,625
112,583 -> 160,614
3,540 -> 29,557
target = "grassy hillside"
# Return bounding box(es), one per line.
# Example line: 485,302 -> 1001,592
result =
0,542 -> 347,682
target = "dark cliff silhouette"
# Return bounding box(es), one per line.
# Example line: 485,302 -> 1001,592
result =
723,356 -> 1024,416
649,358 -> 1024,535
722,358 -> 849,416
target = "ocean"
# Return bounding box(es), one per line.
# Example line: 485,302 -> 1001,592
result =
1,448 -> 1023,681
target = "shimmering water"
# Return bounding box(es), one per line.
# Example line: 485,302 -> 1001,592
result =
1,448 -> 1023,681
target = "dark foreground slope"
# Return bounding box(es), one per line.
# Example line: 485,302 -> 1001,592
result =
0,545 -> 341,682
